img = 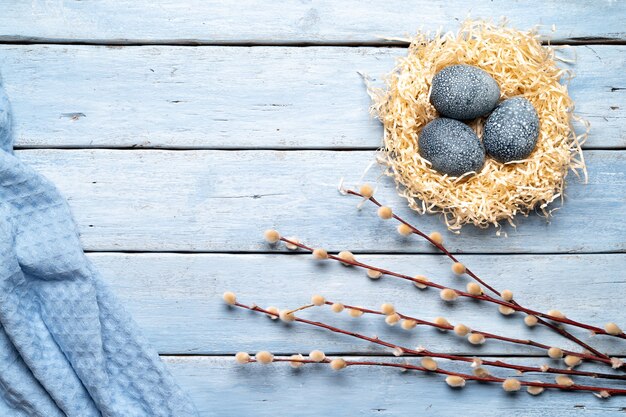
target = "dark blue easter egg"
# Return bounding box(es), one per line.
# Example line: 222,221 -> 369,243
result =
430,65 -> 500,120
482,97 -> 540,163
418,117 -> 485,177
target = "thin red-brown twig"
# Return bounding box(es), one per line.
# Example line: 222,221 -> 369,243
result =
321,300 -> 615,367
279,235 -> 622,346
248,357 -> 626,397
346,189 -> 622,358
232,302 -> 626,381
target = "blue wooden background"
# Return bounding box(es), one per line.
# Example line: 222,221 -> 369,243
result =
1,1 -> 625,415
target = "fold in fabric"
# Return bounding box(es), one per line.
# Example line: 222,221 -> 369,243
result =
0,78 -> 198,416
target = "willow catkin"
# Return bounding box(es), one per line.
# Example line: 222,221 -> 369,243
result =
445,375 -> 466,387
289,354 -> 305,368
421,357 -> 438,371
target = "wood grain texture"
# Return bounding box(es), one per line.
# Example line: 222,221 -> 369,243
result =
0,0 -> 624,44
2,1 -> 624,413
162,356 -> 626,416
16,149 -> 626,253
1,45 -> 624,149
90,252 -> 626,355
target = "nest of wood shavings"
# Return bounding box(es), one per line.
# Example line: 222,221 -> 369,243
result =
369,20 -> 588,231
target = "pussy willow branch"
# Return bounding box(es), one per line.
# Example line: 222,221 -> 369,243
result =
252,358 -> 626,396
233,302 -> 626,381
280,235 -> 621,345
346,189 -> 621,359
322,300 -> 614,366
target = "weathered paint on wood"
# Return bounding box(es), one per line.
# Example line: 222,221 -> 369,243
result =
90,252 -> 626,355
162,356 -> 626,416
0,0 -> 624,44
2,2 -> 625,412
0,45 -> 623,149
16,149 -> 626,253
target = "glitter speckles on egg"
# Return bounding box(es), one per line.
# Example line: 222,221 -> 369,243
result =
418,118 -> 485,177
483,97 -> 540,163
430,64 -> 501,120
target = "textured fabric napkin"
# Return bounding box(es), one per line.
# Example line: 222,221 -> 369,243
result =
0,79 -> 198,416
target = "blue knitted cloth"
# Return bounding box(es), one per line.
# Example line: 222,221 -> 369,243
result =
0,81 -> 198,416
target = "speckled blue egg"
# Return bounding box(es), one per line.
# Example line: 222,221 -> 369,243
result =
482,97 -> 540,163
430,65 -> 500,120
418,118 -> 485,177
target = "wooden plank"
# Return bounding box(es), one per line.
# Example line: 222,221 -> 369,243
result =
0,1 -> 624,44
90,252 -> 626,355
1,45 -> 623,149
16,149 -> 626,253
163,356 -> 626,416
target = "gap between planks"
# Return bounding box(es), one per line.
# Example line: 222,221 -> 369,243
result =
12,146 -> 626,152
1,39 -> 626,47
158,354 -> 625,359
84,250 -> 626,255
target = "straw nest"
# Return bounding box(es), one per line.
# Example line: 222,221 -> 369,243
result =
369,20 -> 587,231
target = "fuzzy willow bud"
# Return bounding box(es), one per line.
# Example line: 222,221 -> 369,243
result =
290,354 -> 305,368
284,237 -> 300,250
502,378 -> 521,392
265,306 -> 279,319
451,262 -> 466,275
440,288 -> 458,301
311,295 -> 326,306
527,383 -> 545,396
331,303 -> 344,313
498,305 -> 516,316
385,313 -> 401,326
255,351 -> 274,364
377,206 -> 393,220
359,184 -> 374,199
453,324 -> 471,337
401,319 -> 417,330
263,229 -> 280,244
434,317 -> 451,329
555,375 -> 574,387
564,355 -> 582,368
396,223 -> 413,236
222,291 -> 236,305
309,350 -> 326,362
330,358 -> 347,371
367,269 -> 383,279
421,357 -> 438,371
312,248 -> 328,260
279,310 -> 295,322
428,232 -> 443,245
338,251 -> 355,266
380,303 -> 396,315
235,352 -> 250,364
548,347 -> 563,359
605,322 -> 623,335
500,289 -> 514,301
466,282 -> 483,295
547,309 -> 566,319
468,333 -> 486,345
445,375 -> 466,388
524,315 -> 538,327
413,275 -> 429,289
